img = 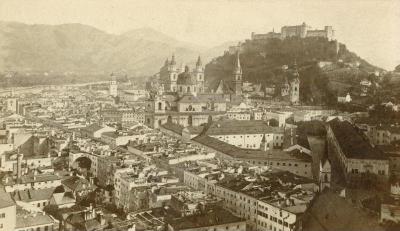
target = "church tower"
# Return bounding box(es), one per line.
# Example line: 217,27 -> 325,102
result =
232,51 -> 243,95
289,61 -> 300,105
160,54 -> 179,92
168,54 -> 178,92
153,91 -> 165,113
109,73 -> 118,97
193,56 -> 204,93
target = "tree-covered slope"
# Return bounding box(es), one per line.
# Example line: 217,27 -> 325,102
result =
205,37 -> 381,105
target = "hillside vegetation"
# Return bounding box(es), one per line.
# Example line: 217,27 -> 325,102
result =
205,37 -> 381,105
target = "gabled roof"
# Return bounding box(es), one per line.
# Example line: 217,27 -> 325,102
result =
215,80 -> 234,94
52,191 -> 76,206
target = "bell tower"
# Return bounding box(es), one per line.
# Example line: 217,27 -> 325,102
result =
232,51 -> 242,95
193,56 -> 204,93
109,73 -> 118,97
289,61 -> 300,105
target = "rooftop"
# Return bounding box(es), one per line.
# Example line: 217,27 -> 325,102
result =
328,119 -> 386,160
15,211 -> 54,229
13,187 -> 55,202
204,120 -> 284,135
217,170 -> 315,213
193,135 -> 311,162
167,207 -> 244,230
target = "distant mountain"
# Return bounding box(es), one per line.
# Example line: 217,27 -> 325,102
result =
205,37 -> 383,105
0,21 -> 231,78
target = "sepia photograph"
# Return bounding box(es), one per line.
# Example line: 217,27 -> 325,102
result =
0,0 -> 400,230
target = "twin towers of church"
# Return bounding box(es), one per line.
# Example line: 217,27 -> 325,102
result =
159,52 -> 243,95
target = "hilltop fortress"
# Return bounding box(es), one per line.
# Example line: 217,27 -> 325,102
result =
251,22 -> 334,41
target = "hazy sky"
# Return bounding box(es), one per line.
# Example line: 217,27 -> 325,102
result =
0,0 -> 399,70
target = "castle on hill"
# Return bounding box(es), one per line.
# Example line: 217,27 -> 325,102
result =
251,22 -> 334,41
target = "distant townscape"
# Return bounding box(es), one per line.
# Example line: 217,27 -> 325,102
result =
0,20 -> 400,231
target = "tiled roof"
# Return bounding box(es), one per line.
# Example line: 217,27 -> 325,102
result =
13,188 -> 55,202
193,135 -> 311,162
0,188 -> 15,209
62,176 -> 95,192
167,207 -> 244,230
161,122 -> 184,134
15,212 -> 54,229
328,119 -> 386,160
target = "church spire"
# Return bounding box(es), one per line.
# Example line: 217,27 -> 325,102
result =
232,51 -> 242,95
196,56 -> 202,67
170,54 -> 176,65
233,51 -> 242,74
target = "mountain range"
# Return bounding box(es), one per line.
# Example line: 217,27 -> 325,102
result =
0,21 -> 237,76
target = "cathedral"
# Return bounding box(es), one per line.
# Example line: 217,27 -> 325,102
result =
159,55 -> 205,95
145,53 -> 243,128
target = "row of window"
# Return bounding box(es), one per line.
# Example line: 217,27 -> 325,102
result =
16,225 -> 50,231
350,168 -> 386,175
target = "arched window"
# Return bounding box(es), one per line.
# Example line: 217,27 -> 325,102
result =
187,86 -> 190,92
295,87 -> 298,91
158,102 -> 162,110
180,86 -> 183,92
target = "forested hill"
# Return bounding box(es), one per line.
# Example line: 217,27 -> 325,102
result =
204,37 -> 382,105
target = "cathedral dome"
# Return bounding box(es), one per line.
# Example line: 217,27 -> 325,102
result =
177,66 -> 197,85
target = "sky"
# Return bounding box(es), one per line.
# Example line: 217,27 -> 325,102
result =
0,0 -> 399,70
